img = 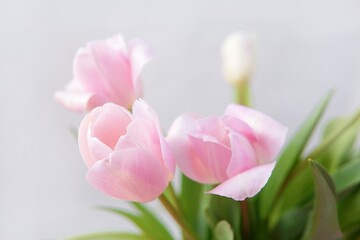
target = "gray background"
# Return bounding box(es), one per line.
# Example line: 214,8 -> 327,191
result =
1,0 -> 360,239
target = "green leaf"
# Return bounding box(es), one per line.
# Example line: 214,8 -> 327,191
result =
180,174 -> 205,236
267,168 -> 313,232
301,160 -> 342,240
214,220 -> 234,240
338,185 -> 360,230
332,160 -> 360,193
97,206 -> 172,240
259,91 -> 333,220
66,232 -> 147,240
319,115 -> 360,171
311,109 -> 360,170
207,195 -> 241,240
271,207 -> 310,240
130,202 -> 173,240
269,109 -> 360,226
271,158 -> 360,231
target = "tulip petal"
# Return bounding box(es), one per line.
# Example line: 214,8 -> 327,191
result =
132,99 -> 160,123
106,34 -> 127,54
208,161 -> 276,201
225,104 -> 287,164
54,90 -> 93,113
129,39 -> 153,97
167,113 -> 200,136
92,103 -> 132,149
89,36 -> 135,108
73,48 -> 111,97
188,135 -> 231,183
221,115 -> 257,142
88,137 -> 112,161
132,99 -> 175,174
167,114 -> 211,182
115,118 -> 161,159
86,148 -> 169,202
226,132 -> 257,178
79,106 -> 103,167
193,116 -> 230,146
85,94 -> 109,112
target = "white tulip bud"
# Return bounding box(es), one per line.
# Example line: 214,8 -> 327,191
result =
221,33 -> 255,85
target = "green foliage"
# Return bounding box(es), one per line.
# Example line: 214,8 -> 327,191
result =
267,105 -> 360,231
97,205 -> 173,240
259,91 -> 333,223
206,195 -> 241,240
338,185 -> 360,235
271,207 -> 310,240
301,160 -> 342,240
180,174 -> 206,237
214,221 -> 234,240
66,232 -> 147,240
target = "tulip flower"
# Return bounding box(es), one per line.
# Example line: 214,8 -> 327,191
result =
55,34 -> 153,112
78,99 -> 175,202
221,32 -> 255,85
167,104 -> 287,201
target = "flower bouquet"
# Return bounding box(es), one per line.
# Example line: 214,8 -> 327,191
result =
55,33 -> 360,240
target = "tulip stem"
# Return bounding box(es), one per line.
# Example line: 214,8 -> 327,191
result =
240,200 -> 251,240
159,194 -> 197,240
168,183 -> 180,211
235,81 -> 251,106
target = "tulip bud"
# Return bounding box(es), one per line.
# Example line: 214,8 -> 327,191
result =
221,33 -> 255,85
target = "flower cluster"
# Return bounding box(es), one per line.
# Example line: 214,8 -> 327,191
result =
56,34 -> 287,203
57,33 -> 360,240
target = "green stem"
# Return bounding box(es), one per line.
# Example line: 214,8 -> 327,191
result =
168,183 -> 180,211
234,81 -> 251,106
240,200 -> 250,240
159,194 -> 197,240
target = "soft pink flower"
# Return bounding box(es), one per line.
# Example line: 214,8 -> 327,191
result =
167,104 -> 287,201
78,99 -> 175,202
55,34 -> 152,112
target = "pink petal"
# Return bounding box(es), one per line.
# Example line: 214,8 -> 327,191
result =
55,90 -> 109,113
85,94 -> 109,111
86,148 -> 169,202
106,34 -> 128,54
157,136 -> 176,177
208,161 -> 276,201
132,99 -> 160,124
220,115 -> 257,142
225,104 -> 287,164
78,106 -> 103,167
54,90 -> 92,113
92,103 -> 132,149
129,39 -> 153,97
89,36 -> 135,108
73,48 -> 111,97
131,99 -> 175,174
193,116 -> 230,147
226,132 -> 257,178
167,114 -> 209,182
115,118 -> 161,160
188,135 -> 232,183
88,137 -> 112,161
167,113 -> 200,136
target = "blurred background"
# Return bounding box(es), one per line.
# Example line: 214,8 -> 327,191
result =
0,0 -> 359,239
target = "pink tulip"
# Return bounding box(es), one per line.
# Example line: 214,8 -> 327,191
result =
167,104 -> 287,201
55,34 -> 152,112
78,99 -> 175,202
